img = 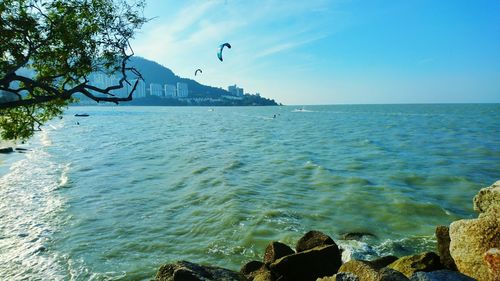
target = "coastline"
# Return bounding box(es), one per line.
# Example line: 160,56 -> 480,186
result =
153,181 -> 499,281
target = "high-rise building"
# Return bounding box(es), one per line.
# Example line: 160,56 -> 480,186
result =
149,83 -> 163,97
164,84 -> 176,98
228,85 -> 237,96
130,79 -> 146,98
228,84 -> 244,96
89,73 -> 127,97
177,82 -> 188,98
90,73 -> 113,89
87,74 -> 147,98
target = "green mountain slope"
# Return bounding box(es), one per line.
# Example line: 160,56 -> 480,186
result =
129,57 -> 232,99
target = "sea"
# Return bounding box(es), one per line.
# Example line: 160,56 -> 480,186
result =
0,104 -> 498,280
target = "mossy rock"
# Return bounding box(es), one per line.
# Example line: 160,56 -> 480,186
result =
387,252 -> 442,278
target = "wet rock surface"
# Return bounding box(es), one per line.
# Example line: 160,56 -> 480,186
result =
435,225 -> 457,270
409,269 -> 476,281
155,261 -> 245,281
270,244 -> 342,281
387,252 -> 442,278
296,230 -> 336,252
264,241 -> 295,264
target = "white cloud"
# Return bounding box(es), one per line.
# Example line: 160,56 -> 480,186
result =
254,34 -> 328,59
130,0 -> 340,96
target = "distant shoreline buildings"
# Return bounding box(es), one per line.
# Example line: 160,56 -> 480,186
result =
228,84 -> 244,97
75,73 -> 270,105
84,74 -> 260,100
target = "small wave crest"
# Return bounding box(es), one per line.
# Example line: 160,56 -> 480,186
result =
337,235 -> 436,262
58,163 -> 72,188
40,130 -> 52,146
292,108 -> 315,112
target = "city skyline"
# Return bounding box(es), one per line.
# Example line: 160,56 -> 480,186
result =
88,73 -> 251,98
132,0 -> 500,105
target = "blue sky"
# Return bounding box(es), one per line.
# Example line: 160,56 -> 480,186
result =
132,0 -> 500,105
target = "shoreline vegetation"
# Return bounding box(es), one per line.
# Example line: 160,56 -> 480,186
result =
154,181 -> 499,281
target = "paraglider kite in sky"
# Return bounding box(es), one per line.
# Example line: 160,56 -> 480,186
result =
217,42 -> 231,62
195,69 -> 202,76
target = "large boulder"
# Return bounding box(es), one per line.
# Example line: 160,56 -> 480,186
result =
387,252 -> 442,278
270,244 -> 342,281
367,256 -> 399,269
378,268 -> 411,281
338,260 -> 378,281
296,230 -> 336,252
253,269 -> 274,281
316,272 -> 361,281
435,225 -> 457,270
473,180 -> 500,214
449,210 -> 500,281
409,270 -> 476,281
484,248 -> 499,281
240,260 -> 265,280
264,241 -> 295,263
338,260 -> 409,281
155,261 -> 245,281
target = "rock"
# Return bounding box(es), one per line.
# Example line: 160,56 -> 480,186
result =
264,241 -> 295,263
473,180 -> 500,214
338,260 -> 408,281
409,269 -> 476,281
367,256 -> 399,269
296,230 -> 336,252
435,225 -> 457,270
484,248 -> 500,281
253,270 -> 274,281
241,260 -> 265,280
338,260 -> 378,281
449,211 -> 500,281
0,147 -> 14,154
270,244 -> 342,281
387,252 -> 442,278
316,272 -> 360,281
155,261 -> 245,281
378,268 -> 410,281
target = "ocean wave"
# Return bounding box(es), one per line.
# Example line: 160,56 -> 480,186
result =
337,234 -> 436,263
0,136 -> 67,279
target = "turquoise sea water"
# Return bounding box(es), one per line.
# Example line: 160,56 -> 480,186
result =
0,104 -> 498,280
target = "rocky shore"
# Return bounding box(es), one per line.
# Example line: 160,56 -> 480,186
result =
154,181 -> 499,281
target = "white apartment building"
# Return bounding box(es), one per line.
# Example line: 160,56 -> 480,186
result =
135,80 -> 146,98
164,84 -> 177,98
126,79 -> 146,98
149,83 -> 163,97
228,84 -> 244,97
177,82 -> 188,98
228,85 -> 237,95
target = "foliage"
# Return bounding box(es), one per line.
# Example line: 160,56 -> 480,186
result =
0,0 -> 146,140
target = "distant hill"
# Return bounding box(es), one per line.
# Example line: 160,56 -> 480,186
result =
128,57 -> 239,99
12,57 -> 279,106
73,56 -> 279,106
